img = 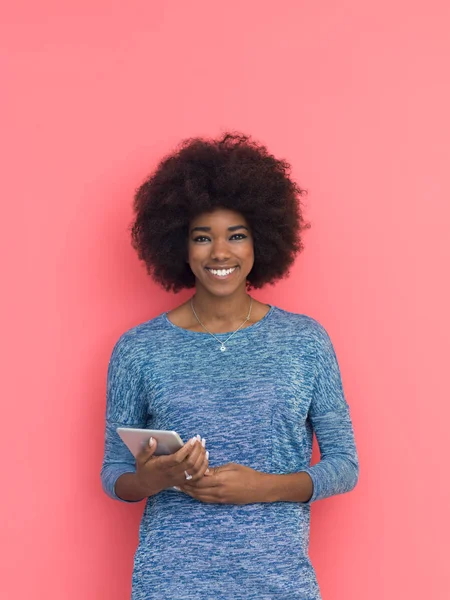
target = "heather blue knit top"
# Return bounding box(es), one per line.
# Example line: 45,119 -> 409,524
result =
101,305 -> 359,600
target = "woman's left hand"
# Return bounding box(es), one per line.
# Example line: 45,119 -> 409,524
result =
179,463 -> 268,504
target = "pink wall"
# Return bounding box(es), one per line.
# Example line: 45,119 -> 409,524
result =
1,1 -> 449,598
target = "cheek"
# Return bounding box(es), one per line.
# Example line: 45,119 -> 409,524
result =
187,244 -> 205,266
245,243 -> 255,263
187,241 -> 197,259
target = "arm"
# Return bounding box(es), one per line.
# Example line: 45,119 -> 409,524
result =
246,324 -> 361,506
294,322 -> 359,504
100,332 -> 150,503
181,466 -> 315,503
100,333 -> 210,502
181,323 -> 358,505
257,401 -> 359,505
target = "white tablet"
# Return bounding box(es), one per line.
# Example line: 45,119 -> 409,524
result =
117,427 -> 184,458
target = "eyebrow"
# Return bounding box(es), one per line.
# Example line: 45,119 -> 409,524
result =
190,225 -> 249,233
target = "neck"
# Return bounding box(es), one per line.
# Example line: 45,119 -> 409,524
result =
192,286 -> 251,323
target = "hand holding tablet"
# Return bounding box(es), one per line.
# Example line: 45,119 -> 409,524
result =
116,427 -> 210,492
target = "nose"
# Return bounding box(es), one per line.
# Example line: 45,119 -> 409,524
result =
210,238 -> 231,261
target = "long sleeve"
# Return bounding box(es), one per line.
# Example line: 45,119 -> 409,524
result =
100,331 -> 149,502
301,323 -> 359,504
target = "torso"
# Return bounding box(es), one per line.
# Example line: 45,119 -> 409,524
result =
124,306 -> 323,599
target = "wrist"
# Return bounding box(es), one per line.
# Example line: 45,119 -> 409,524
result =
134,471 -> 164,497
259,472 -> 314,503
256,472 -> 280,503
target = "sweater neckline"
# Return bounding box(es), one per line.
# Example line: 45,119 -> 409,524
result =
162,304 -> 276,337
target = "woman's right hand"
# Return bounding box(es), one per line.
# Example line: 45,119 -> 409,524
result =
135,435 -> 210,495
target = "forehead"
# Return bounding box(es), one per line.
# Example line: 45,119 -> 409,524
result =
190,208 -> 248,229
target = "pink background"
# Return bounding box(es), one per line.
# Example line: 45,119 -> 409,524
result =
1,1 -> 449,598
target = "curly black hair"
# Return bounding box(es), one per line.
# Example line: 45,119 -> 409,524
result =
130,132 -> 310,293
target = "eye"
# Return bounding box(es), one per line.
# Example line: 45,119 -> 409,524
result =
230,233 -> 247,240
192,236 -> 211,243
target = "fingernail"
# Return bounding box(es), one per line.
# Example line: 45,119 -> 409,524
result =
148,437 -> 154,446
206,450 -> 209,460
173,486 -> 181,491
201,437 -> 206,447
196,434 -> 201,441
190,437 -> 196,446
205,468 -> 210,474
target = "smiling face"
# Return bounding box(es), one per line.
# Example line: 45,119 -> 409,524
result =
187,208 -> 254,297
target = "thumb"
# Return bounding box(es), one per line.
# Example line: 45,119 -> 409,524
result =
136,436 -> 157,464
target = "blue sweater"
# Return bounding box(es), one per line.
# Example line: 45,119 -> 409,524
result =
101,305 -> 359,599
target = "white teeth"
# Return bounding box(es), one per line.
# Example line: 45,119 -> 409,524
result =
207,267 -> 236,277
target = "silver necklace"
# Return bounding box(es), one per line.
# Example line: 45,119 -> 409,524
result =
190,296 -> 253,352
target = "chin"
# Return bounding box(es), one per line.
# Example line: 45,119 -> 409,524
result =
205,285 -> 240,297
196,278 -> 246,297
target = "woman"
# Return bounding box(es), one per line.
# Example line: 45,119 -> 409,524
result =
101,133 -> 359,599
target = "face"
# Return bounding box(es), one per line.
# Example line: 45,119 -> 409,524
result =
188,208 -> 254,297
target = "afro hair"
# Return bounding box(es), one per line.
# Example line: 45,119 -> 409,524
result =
130,132 -> 310,292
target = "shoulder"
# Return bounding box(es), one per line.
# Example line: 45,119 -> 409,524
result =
108,313 -> 168,364
269,306 -> 334,351
270,306 -> 329,336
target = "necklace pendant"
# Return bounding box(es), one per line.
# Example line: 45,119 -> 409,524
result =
220,344 -> 226,352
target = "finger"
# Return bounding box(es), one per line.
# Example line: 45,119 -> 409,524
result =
203,450 -> 212,476
197,450 -> 211,479
178,446 -> 203,480
175,439 -> 206,476
182,470 -> 220,490
189,448 -> 209,482
135,436 -> 157,466
160,438 -> 203,486
160,436 -> 198,469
